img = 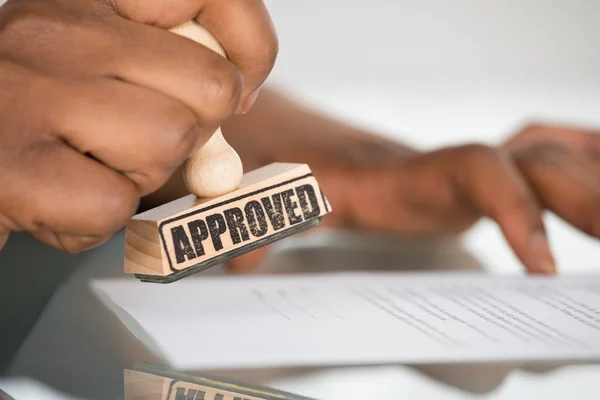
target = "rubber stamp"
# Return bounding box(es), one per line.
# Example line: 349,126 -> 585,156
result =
124,363 -> 316,399
123,21 -> 331,283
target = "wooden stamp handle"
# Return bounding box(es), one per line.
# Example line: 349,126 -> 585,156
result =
169,21 -> 243,198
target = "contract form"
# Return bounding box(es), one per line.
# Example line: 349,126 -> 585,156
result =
92,272 -> 600,370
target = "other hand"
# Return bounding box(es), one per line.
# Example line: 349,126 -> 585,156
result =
227,122 -> 600,274
0,0 -> 278,252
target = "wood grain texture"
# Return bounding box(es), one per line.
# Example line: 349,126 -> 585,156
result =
125,363 -> 316,400
124,369 -> 171,399
124,163 -> 332,278
169,20 -> 244,198
123,369 -> 272,400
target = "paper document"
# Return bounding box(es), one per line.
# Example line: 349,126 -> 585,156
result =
91,272 -> 600,370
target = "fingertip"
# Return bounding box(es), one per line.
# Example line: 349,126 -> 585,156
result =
538,261 -> 557,275
238,87 -> 261,115
109,0 -> 203,28
31,225 -> 109,254
225,258 -> 258,274
225,262 -> 255,274
195,0 -> 278,109
528,232 -> 557,275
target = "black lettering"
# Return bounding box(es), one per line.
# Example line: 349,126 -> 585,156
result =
171,225 -> 196,264
295,184 -> 321,219
175,387 -> 205,400
224,207 -> 250,244
281,189 -> 303,225
244,200 -> 268,237
206,214 -> 227,251
188,219 -> 209,256
261,193 -> 285,231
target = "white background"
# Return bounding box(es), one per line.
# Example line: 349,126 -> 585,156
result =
263,0 -> 600,276
258,1 -> 600,397
2,0 -> 600,399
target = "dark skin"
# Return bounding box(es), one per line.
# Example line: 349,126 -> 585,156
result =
1,1 -> 598,276
0,0 -> 278,252
145,89 -> 600,275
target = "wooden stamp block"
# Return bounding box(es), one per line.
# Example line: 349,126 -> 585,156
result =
124,163 -> 331,283
122,21 -> 331,283
124,363 -> 315,399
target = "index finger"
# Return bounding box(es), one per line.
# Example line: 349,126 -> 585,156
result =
504,123 -> 600,159
111,0 -> 278,114
449,145 -> 556,274
196,0 -> 278,113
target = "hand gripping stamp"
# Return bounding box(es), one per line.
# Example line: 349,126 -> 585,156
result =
123,21 -> 331,283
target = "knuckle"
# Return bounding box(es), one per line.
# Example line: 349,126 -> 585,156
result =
487,192 -> 541,226
520,122 -> 546,136
90,178 -> 139,237
59,234 -> 108,254
580,211 -> 600,237
513,143 -> 567,166
565,195 -> 600,238
136,104 -> 199,194
0,2 -> 68,47
203,61 -> 243,119
455,143 -> 501,165
254,33 -> 279,71
459,143 -> 496,156
0,3 -> 47,38
152,103 -> 199,167
506,192 -> 540,216
0,1 -> 113,54
125,169 -> 173,197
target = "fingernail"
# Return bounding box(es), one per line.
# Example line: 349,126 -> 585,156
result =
538,261 -> 557,274
531,232 -> 556,274
239,88 -> 261,114
62,233 -> 105,251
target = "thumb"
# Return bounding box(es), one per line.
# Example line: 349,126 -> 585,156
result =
107,0 -> 203,28
108,0 -> 278,113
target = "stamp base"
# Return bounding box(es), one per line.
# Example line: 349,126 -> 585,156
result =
134,216 -> 323,283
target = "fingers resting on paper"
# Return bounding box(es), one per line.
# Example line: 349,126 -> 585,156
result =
226,126 -> 600,275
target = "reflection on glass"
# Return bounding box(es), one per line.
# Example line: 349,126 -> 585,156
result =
124,363 -> 315,400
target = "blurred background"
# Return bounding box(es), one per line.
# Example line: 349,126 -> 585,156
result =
1,0 -> 600,399
262,0 -> 600,274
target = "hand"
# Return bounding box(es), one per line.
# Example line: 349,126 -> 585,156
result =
226,122 -> 600,274
0,0 -> 278,252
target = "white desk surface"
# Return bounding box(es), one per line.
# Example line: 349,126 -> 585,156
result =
3,1 -> 600,399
